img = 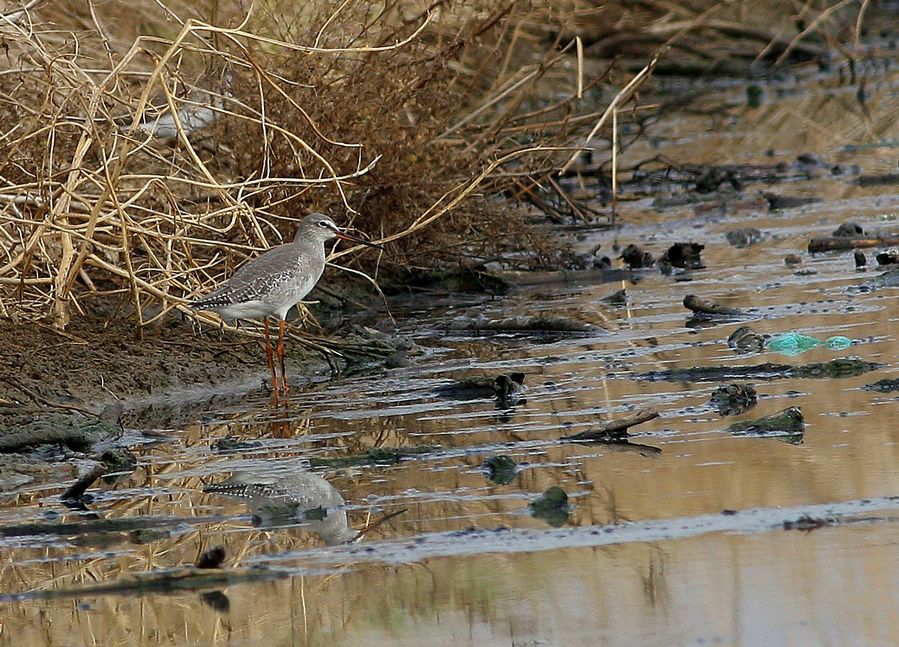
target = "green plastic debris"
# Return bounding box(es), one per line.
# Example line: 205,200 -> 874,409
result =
824,336 -> 852,351
765,332 -> 852,356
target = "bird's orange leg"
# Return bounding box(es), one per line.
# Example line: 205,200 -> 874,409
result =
264,319 -> 279,402
277,318 -> 289,396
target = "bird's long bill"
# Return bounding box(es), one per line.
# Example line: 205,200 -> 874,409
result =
334,228 -> 384,251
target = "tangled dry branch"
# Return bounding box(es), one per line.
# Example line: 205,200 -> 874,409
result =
0,1 -> 587,330
0,0 -> 865,334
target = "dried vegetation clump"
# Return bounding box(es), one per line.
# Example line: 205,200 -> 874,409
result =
0,0 -> 866,332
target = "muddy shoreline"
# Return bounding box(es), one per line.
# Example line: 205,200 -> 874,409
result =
0,313 -> 290,416
2,171 -> 897,462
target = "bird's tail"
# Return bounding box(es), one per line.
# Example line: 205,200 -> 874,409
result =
189,292 -> 229,310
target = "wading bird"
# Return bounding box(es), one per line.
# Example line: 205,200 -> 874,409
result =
190,213 -> 381,397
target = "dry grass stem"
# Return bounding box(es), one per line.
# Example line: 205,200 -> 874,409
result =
0,0 -> 867,343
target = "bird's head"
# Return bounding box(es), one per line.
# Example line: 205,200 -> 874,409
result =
297,213 -> 382,250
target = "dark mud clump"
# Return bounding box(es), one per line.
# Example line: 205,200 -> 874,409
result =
662,242 -> 705,270
195,546 -> 227,569
600,288 -> 628,305
728,326 -> 766,353
764,193 -> 821,211
529,486 -> 571,527
620,244 -> 655,269
725,228 -> 765,248
710,384 -> 758,416
782,515 -> 836,531
694,167 -> 741,193
875,251 -> 898,266
832,221 -> 866,238
729,406 -> 804,443
495,375 -> 527,408
483,455 -> 518,485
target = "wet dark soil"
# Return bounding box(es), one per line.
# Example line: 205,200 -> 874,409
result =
0,309 -> 341,452
0,314 -> 257,412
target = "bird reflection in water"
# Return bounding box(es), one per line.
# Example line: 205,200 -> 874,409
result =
204,467 -> 403,545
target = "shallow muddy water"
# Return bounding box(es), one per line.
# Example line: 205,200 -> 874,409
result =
2,58 -> 898,646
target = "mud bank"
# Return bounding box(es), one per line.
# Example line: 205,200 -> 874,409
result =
0,312 -> 328,427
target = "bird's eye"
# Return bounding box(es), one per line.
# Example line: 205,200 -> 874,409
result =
318,220 -> 328,228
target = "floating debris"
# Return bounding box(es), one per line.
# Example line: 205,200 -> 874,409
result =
684,294 -> 743,318
875,251 -> 898,266
211,437 -> 264,454
620,244 -> 655,269
728,326 -> 767,353
60,463 -> 108,502
862,379 -> 899,393
600,288 -> 628,305
729,406 -> 805,443
782,515 -> 835,531
0,515 -> 223,542
710,384 -> 758,416
663,242 -> 705,269
482,456 -> 518,485
435,373 -> 526,403
855,174 -> 899,187
561,409 -> 659,442
529,486 -> 571,528
784,253 -> 802,266
0,560 -> 288,603
808,231 -> 899,253
725,228 -> 765,248
462,315 -> 602,334
860,267 -> 899,290
765,332 -> 852,356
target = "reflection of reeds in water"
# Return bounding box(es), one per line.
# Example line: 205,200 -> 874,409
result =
2,362 -> 899,643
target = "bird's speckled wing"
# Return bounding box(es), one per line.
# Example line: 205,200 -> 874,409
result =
191,241 -> 322,308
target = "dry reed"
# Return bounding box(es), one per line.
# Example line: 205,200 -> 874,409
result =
0,0 -> 866,337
